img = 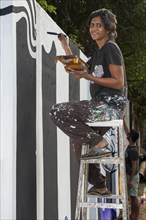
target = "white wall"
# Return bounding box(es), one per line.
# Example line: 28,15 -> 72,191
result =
0,1 -> 89,219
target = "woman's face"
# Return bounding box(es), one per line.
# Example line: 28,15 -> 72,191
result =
89,16 -> 109,43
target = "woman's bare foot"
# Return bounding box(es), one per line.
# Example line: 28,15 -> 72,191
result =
94,187 -> 109,194
93,137 -> 109,149
88,186 -> 112,196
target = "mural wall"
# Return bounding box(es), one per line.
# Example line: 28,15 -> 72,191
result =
0,0 -> 89,220
0,1 -> 129,220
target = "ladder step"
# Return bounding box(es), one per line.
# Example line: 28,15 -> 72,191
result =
79,202 -> 123,209
81,157 -> 123,164
87,194 -> 124,199
86,120 -> 123,127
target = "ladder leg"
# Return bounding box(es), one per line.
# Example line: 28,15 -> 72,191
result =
75,160 -> 84,220
82,162 -> 88,220
75,144 -> 89,220
119,125 -> 128,220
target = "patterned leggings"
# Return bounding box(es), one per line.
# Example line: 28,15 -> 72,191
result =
50,96 -> 126,188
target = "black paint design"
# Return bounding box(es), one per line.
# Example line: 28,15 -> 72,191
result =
16,17 -> 36,220
42,44 -> 58,220
0,1 -> 36,52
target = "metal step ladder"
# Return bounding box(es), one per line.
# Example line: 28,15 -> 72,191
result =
75,120 -> 128,220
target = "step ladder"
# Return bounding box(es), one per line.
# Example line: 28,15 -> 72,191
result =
75,120 -> 128,220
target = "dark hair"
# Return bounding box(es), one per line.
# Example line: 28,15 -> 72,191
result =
127,129 -> 139,143
87,8 -> 117,41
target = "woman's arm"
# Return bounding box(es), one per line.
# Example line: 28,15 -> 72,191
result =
58,35 -> 124,91
58,34 -> 72,55
84,64 -> 124,90
123,116 -> 130,135
66,64 -> 124,90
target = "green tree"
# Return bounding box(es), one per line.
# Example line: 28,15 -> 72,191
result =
36,0 -> 56,14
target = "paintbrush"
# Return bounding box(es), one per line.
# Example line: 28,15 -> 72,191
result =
47,32 -> 59,35
47,32 -> 66,37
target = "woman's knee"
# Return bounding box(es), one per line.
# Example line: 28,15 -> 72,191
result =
49,104 -> 57,119
50,103 -> 70,126
50,103 -> 64,117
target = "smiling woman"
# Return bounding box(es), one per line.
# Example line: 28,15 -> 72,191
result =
87,8 -> 117,42
89,16 -> 109,47
49,8 -> 127,199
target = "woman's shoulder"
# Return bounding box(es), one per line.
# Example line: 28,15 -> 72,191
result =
104,40 -> 121,51
103,40 -> 123,59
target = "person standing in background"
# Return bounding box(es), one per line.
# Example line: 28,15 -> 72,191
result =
123,117 -> 140,220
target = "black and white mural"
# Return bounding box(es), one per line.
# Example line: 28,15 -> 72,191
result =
0,1 -> 128,220
0,0 -> 89,220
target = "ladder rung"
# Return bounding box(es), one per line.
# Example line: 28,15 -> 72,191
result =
87,194 -> 124,199
81,157 -> 123,164
86,120 -> 123,127
80,202 -> 123,209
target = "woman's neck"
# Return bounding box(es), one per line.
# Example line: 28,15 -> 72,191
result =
96,37 -> 109,49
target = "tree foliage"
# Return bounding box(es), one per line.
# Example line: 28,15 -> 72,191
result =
36,0 -> 146,128
36,0 -> 56,14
